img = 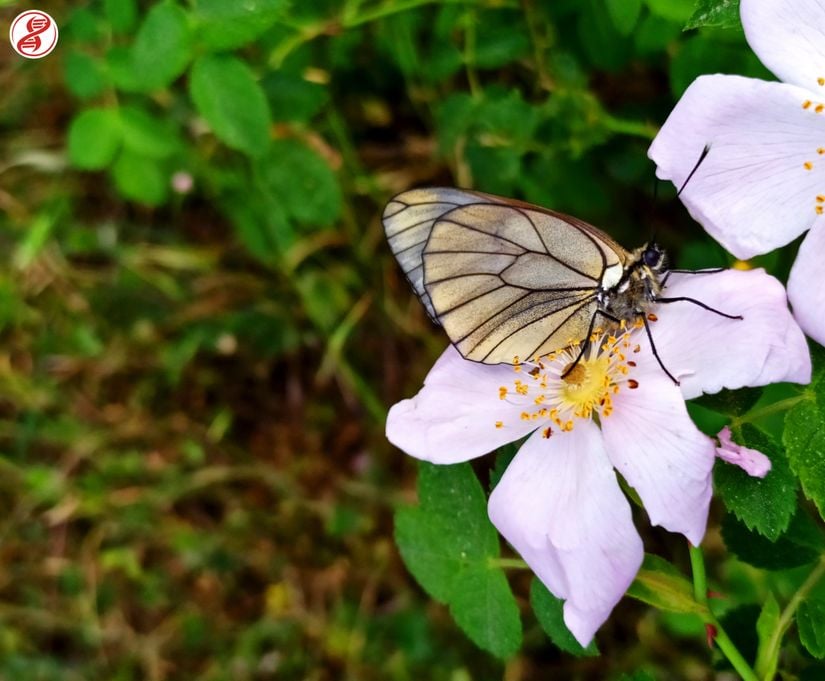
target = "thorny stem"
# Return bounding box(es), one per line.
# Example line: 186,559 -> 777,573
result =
689,544 -> 760,681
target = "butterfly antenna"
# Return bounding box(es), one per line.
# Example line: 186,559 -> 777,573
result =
677,144 -> 711,197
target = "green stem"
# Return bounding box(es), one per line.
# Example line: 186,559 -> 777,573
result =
730,394 -> 807,428
689,544 -> 760,681
777,556 -> 825,632
490,557 -> 529,570
601,114 -> 658,140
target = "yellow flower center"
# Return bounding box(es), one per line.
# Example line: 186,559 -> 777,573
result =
496,324 -> 642,434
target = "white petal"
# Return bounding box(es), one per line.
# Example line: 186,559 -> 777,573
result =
649,269 -> 811,399
789,220 -> 825,347
386,346 -> 537,464
648,74 -> 825,259
741,0 -> 825,90
488,423 -> 643,646
601,363 -> 715,545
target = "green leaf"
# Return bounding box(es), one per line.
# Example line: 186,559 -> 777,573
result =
714,425 -> 796,540
262,72 -> 329,122
754,593 -> 783,681
394,463 -> 522,659
644,0 -> 695,23
67,108 -> 122,170
799,599 -> 825,659
111,151 -> 168,206
416,463 -> 498,558
449,566 -> 522,659
472,13 -> 531,69
693,387 -> 763,417
104,0 -> 138,34
606,0 -> 642,35
395,506 -> 462,602
721,512 -> 822,570
193,0 -> 287,51
685,0 -> 741,30
64,51 -> 108,99
119,107 -> 181,160
530,579 -> 599,656
130,2 -> 193,92
626,554 -> 706,615
256,140 -> 341,226
784,394 -> 825,520
189,55 -> 272,157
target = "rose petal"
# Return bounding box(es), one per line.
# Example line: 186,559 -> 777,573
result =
741,0 -> 825,90
488,422 -> 643,647
716,426 -> 772,478
601,359 -> 715,545
648,269 -> 811,400
789,220 -> 825,347
386,346 -> 537,464
648,74 -> 824,259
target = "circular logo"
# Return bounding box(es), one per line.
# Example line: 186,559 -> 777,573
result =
9,10 -> 58,59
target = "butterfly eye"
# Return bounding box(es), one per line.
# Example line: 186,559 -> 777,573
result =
643,247 -> 661,267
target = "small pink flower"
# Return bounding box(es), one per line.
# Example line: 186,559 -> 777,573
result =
388,269 -> 808,646
648,0 -> 825,346
171,171 -> 194,194
715,426 -> 771,478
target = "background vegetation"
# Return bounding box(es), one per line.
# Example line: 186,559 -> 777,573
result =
1,0 -> 823,679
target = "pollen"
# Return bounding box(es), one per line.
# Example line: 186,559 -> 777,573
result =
495,421 -> 503,429
816,104 -> 824,113
804,100 -> 813,109
819,77 -> 825,86
805,161 -> 814,170
495,329 -> 637,434
647,313 -> 658,322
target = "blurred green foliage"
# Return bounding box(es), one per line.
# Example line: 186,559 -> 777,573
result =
0,0 -> 822,679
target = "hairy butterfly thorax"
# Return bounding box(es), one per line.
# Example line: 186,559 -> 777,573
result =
598,243 -> 667,323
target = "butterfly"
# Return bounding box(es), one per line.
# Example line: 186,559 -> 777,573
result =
382,187 -> 740,383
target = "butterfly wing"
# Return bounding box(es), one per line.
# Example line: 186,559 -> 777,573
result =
382,187 -> 508,321
382,187 -> 629,364
423,202 -> 627,364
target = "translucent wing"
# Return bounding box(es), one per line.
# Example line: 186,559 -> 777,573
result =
382,188 -> 508,321
423,203 -> 627,364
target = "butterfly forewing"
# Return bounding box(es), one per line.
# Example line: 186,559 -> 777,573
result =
382,188 -> 507,321
383,188 -> 631,365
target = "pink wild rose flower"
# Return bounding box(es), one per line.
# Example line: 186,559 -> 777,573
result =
388,269 -> 809,646
648,0 -> 825,346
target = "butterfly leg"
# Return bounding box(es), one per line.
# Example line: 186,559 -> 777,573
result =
661,268 -> 725,286
641,314 -> 681,385
656,296 -> 743,320
560,309 -> 621,379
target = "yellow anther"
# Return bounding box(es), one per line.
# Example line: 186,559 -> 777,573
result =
818,148 -> 825,155
499,386 -> 508,400
804,100 -> 813,109
819,77 -> 825,86
495,421 -> 503,429
542,427 -> 552,439
817,195 -> 825,202
818,206 -> 824,215
805,161 -> 814,170
816,104 -> 824,113
520,412 -> 530,421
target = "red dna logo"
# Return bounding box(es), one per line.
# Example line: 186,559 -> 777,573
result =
17,14 -> 50,54
9,10 -> 59,59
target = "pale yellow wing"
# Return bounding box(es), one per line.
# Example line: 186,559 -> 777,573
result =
382,188 -> 507,321
423,203 -> 626,364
